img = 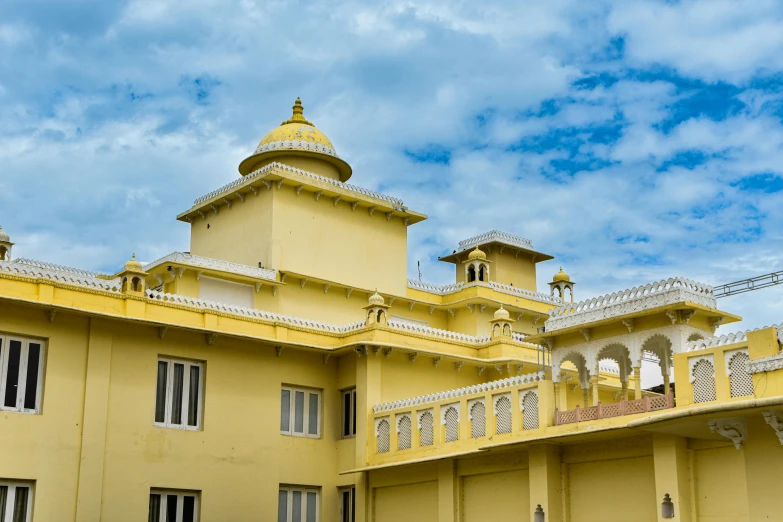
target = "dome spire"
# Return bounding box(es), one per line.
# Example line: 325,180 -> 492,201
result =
281,97 -> 313,126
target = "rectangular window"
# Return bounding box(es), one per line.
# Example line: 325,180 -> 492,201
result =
148,489 -> 199,522
340,487 -> 356,522
278,487 -> 319,522
0,334 -> 45,414
281,386 -> 321,438
154,357 -> 204,430
0,480 -> 33,522
341,388 -> 356,438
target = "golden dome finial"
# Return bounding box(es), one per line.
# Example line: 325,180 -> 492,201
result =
281,97 -> 314,126
124,253 -> 144,272
553,266 -> 570,282
468,246 -> 487,261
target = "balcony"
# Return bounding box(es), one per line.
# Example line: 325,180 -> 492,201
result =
555,394 -> 674,425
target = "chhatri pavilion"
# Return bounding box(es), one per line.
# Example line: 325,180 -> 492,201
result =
1,99 -> 782,522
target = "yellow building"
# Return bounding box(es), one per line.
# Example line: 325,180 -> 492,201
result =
1,100 -> 782,522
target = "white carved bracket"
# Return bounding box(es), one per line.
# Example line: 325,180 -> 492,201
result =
762,411 -> 783,445
708,417 -> 747,450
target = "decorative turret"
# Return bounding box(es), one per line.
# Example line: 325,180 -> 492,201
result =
463,247 -> 491,283
0,226 -> 13,262
549,267 -> 574,303
237,98 -> 353,182
117,254 -> 148,295
489,305 -> 515,339
364,290 -> 391,326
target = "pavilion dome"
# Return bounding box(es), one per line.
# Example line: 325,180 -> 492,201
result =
0,226 -> 10,243
494,306 -> 510,321
468,247 -> 487,261
238,98 -> 352,182
124,254 -> 144,272
553,267 -> 570,282
368,290 -> 385,307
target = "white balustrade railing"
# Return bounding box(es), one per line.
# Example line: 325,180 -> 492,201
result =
144,252 -> 277,281
0,259 -> 122,293
406,279 -> 561,305
457,230 -> 534,252
373,372 -> 544,413
546,277 -> 716,331
685,322 -> 783,352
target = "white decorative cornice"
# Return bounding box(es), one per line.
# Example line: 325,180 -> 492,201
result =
144,252 -> 277,282
372,371 -> 544,413
1,259 -> 122,293
192,162 -> 405,209
13,258 -> 109,278
457,230 -> 534,252
406,279 -> 561,305
746,353 -> 783,374
252,139 -> 339,158
146,289 -> 366,334
546,277 -> 716,331
387,319 -> 491,344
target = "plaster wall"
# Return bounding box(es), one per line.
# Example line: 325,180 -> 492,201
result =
462,470 -> 530,522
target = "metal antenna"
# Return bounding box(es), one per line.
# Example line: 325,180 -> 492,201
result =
417,261 -> 422,282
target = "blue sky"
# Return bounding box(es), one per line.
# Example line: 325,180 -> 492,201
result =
2,0 -> 783,334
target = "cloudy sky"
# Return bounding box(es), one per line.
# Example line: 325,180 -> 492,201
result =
2,0 -> 783,336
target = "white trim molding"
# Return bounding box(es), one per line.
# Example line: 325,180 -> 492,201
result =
519,389 -> 538,412
689,354 -> 715,383
746,353 -> 783,374
440,403 -> 460,425
144,252 -> 277,281
492,392 -> 511,415
457,230 -> 534,252
416,409 -> 434,429
724,348 -> 750,375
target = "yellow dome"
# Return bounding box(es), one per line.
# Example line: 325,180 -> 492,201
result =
0,226 -> 10,243
468,247 -> 487,261
368,290 -> 385,306
124,254 -> 144,272
238,98 -> 352,182
494,305 -> 510,320
553,267 -> 570,282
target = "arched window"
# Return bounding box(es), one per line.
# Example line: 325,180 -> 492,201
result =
691,359 -> 716,403
131,277 -> 141,292
687,333 -> 705,342
469,400 -> 486,439
376,310 -> 385,324
521,392 -> 539,430
376,418 -> 390,453
492,324 -> 500,337
478,264 -> 486,282
728,352 -> 754,398
419,411 -> 434,446
444,406 -> 459,442
494,394 -> 512,434
503,324 -> 511,336
467,265 -> 476,282
397,415 -> 412,450
0,246 -> 7,261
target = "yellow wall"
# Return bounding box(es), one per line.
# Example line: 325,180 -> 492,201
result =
693,443 -> 749,521
462,470 -> 530,522
373,481 -> 438,522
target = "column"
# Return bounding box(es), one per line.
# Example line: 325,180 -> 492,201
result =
652,434 -> 692,522
633,366 -> 642,400
582,387 -> 589,408
355,352 -> 382,522
590,375 -> 600,406
438,460 -> 459,522
621,380 -> 629,401
528,444 -> 563,522
74,319 -> 114,522
553,382 -> 561,411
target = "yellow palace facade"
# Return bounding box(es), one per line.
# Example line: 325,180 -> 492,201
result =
1,100 -> 782,522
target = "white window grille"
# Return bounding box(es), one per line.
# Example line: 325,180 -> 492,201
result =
521,391 -> 539,430
281,386 -> 322,438
0,334 -> 45,414
397,414 -> 412,450
148,489 -> 199,522
691,358 -> 717,403
0,480 -> 33,522
376,417 -> 390,453
443,405 -> 459,442
278,487 -> 319,522
339,487 -> 355,522
418,410 -> 434,446
727,351 -> 754,398
494,394 -> 512,434
341,388 -> 357,438
154,357 -> 204,430
469,399 -> 486,438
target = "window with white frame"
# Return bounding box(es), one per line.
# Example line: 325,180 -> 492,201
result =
148,489 -> 199,522
281,386 -> 321,438
339,487 -> 356,522
0,334 -> 45,414
278,486 -> 319,522
341,388 -> 356,438
0,480 -> 33,522
154,357 -> 204,430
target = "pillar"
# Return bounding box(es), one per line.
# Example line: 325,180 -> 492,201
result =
663,373 -> 671,395
438,460 -> 459,522
74,319 -> 114,522
582,387 -> 589,408
553,382 -> 561,411
356,352 -> 382,522
528,444 -> 563,522
590,375 -> 600,406
633,366 -> 642,400
652,434 -> 692,522
621,381 -> 629,401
